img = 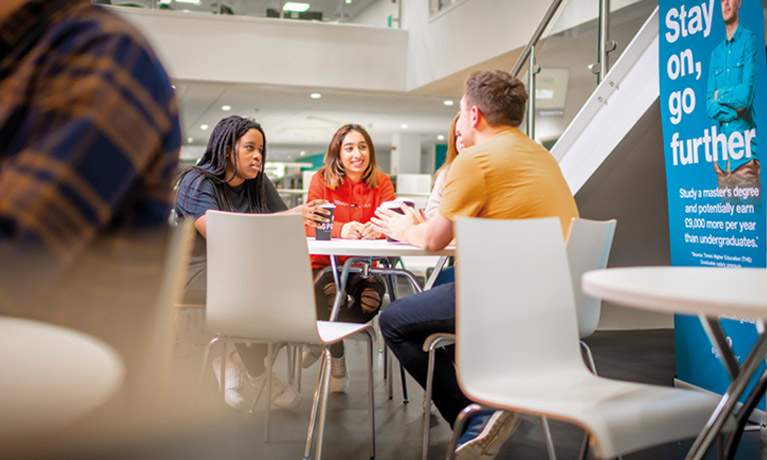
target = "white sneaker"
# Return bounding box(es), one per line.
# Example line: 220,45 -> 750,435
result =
330,355 -> 349,393
301,346 -> 323,369
247,370 -> 301,410
212,351 -> 248,410
454,411 -> 522,460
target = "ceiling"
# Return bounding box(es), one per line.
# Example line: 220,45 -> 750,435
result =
112,0 -> 378,21
173,1 -> 659,162
175,82 -> 462,161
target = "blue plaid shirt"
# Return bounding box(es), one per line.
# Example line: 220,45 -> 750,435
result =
0,0 -> 181,308
706,24 -> 759,170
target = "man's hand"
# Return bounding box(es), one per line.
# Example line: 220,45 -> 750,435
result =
341,221 -> 365,239
370,203 -> 426,243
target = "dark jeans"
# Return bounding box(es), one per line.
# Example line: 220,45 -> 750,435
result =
378,282 -> 471,426
184,262 -> 266,377
313,268 -> 384,357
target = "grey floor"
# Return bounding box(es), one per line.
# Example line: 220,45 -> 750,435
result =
15,324 -> 763,460
81,327 -> 764,460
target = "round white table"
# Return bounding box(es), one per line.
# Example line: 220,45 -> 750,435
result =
583,266 -> 767,460
0,317 -> 125,441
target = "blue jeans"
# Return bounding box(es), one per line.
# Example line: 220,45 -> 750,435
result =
379,282 -> 471,425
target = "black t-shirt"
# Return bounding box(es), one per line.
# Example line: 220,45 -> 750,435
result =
175,172 -> 288,267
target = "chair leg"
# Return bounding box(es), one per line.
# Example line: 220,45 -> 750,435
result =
383,272 -> 408,403
199,336 -> 221,393
264,343 -> 274,443
580,341 -> 598,375
365,330 -> 376,459
303,348 -> 329,460
287,344 -> 295,384
314,349 -> 333,460
422,346 -> 438,460
295,345 -> 303,393
386,347 -> 394,400
541,416 -> 557,460
578,433 -> 590,460
446,403 -> 484,460
400,362 -> 409,403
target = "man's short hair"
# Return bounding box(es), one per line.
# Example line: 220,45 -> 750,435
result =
464,70 -> 528,127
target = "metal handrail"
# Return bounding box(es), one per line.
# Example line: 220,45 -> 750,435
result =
510,0 -> 565,77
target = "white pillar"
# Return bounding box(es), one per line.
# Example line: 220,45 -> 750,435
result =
390,132 -> 421,176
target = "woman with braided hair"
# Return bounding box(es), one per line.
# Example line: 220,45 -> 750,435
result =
176,115 -> 328,411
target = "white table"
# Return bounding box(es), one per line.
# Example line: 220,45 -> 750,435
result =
0,317 -> 124,441
306,238 -> 455,312
306,238 -> 454,400
582,266 -> 767,460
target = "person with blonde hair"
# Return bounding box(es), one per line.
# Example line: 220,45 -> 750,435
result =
425,112 -> 464,219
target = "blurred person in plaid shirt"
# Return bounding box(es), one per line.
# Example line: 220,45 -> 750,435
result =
0,0 -> 181,374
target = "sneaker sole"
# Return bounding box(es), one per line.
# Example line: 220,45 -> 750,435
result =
454,412 -> 522,460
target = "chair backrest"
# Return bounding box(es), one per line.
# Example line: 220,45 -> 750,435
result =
205,211 -> 321,344
454,217 -> 584,394
565,218 -> 617,339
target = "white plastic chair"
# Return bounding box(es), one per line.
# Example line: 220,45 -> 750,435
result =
447,216 -> 727,460
200,211 -> 376,460
537,217 -> 618,458
420,218 -> 617,460
566,217 -> 617,373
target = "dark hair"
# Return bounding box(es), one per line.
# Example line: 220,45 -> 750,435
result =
464,70 -> 528,127
177,115 -> 269,213
322,124 -> 379,190
434,112 -> 461,183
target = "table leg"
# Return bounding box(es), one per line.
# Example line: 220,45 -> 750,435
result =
329,257 -> 354,322
724,368 -> 767,460
423,256 -> 450,291
686,327 -> 767,460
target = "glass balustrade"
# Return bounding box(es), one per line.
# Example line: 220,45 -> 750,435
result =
95,0 -> 400,27
517,0 -> 657,147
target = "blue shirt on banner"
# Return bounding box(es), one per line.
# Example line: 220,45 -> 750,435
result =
706,23 -> 759,170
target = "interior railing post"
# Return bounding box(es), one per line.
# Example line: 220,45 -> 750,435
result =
591,0 -> 618,84
526,46 -> 540,139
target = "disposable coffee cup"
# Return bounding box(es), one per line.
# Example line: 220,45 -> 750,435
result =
381,199 -> 415,242
314,203 -> 335,240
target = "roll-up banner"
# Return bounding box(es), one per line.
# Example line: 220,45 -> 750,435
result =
659,0 -> 767,408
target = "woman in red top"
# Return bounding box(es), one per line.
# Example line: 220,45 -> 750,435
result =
305,124 -> 395,392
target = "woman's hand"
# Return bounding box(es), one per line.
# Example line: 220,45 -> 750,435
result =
360,222 -> 380,239
298,199 -> 330,228
341,221 -> 365,239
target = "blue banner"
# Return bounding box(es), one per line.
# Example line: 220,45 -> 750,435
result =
659,0 -> 767,408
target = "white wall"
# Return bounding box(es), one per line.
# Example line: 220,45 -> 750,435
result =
114,7 -> 408,91
401,0 -> 551,91
351,0 -> 399,28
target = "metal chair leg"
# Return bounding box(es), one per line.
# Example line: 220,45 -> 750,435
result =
580,340 -> 598,375
421,346 -> 437,460
314,349 -> 333,460
400,362 -> 409,403
264,343 -> 274,442
365,330 -> 376,459
383,271 -> 408,403
541,416 -> 557,460
578,433 -> 590,460
303,348 -> 329,460
199,336 -> 221,393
